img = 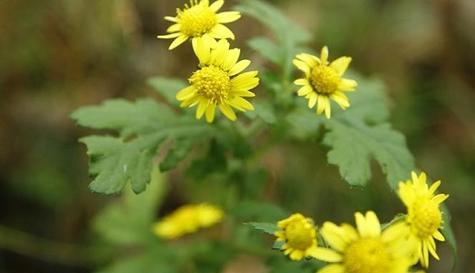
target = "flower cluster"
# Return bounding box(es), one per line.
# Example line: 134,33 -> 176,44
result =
272,171 -> 449,271
153,203 -> 223,239
158,0 -> 258,123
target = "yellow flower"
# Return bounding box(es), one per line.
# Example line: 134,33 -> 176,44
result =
293,46 -> 357,119
398,171 -> 449,268
153,203 -> 223,239
176,39 -> 258,122
313,211 -> 417,273
274,213 -> 320,261
158,0 -> 241,50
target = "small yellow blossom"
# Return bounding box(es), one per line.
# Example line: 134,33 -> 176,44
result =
158,0 -> 241,50
398,171 -> 449,268
293,46 -> 357,119
313,211 -> 417,273
177,39 -> 258,122
153,203 -> 223,239
274,213 -> 320,261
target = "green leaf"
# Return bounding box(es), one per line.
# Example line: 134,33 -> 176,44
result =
94,166 -> 166,245
286,107 -> 325,139
72,99 -> 214,194
71,99 -> 175,138
247,222 -> 278,235
441,204 -> 457,268
323,119 -> 415,188
247,37 -> 282,65
321,74 -> 414,188
147,77 -> 187,107
159,138 -> 195,172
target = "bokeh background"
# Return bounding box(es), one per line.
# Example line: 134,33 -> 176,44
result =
1,0 -> 474,272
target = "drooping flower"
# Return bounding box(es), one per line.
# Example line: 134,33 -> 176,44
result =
176,39 -> 258,122
158,0 -> 241,50
398,171 -> 449,268
153,203 -> 223,239
313,211 -> 417,273
274,213 -> 320,261
293,46 -> 357,119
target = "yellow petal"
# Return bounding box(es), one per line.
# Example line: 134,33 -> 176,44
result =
316,95 -> 327,115
429,180 -> 441,195
308,93 -> 317,108
217,11 -> 241,23
364,211 -> 381,237
209,0 -> 224,12
210,24 -> 235,39
192,37 -> 211,65
196,99 -> 209,119
320,46 -> 329,65
309,247 -> 343,262
331,92 -> 350,109
294,79 -> 308,86
209,39 -> 229,66
293,59 -> 310,76
338,79 -> 357,91
289,250 -> 304,261
164,16 -> 177,22
205,104 -> 216,123
169,35 -> 189,50
231,71 -> 259,90
320,222 -> 347,252
432,194 -> 449,204
223,48 -> 240,70
433,230 -> 445,241
297,53 -> 318,67
232,90 -> 255,97
317,264 -> 345,273
297,85 -> 313,96
176,86 -> 196,101
219,104 -> 237,121
324,97 -> 332,118
330,57 -> 352,76
229,60 -> 251,76
157,32 -> 181,39
166,24 -> 180,32
229,97 -> 254,111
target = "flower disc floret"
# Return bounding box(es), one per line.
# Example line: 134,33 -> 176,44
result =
310,65 -> 341,94
190,66 -> 231,104
408,198 -> 442,238
178,4 -> 218,37
344,238 -> 390,273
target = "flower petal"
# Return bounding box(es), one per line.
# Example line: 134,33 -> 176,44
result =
229,97 -> 254,111
209,0 -> 224,12
210,24 -> 235,39
219,104 -> 237,121
205,103 -> 216,123
229,60 -> 251,76
192,38 -> 211,65
317,264 -> 345,273
217,11 -> 241,23
176,86 -> 196,101
168,35 -> 189,50
330,57 -> 352,76
309,247 -> 343,262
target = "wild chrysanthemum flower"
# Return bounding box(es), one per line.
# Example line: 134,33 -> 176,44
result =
177,39 -> 258,122
313,211 -> 417,273
274,213 -> 320,261
153,203 -> 223,239
398,171 -> 449,268
293,46 -> 357,119
158,0 -> 241,50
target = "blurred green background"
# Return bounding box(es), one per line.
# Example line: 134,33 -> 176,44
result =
1,0 -> 474,272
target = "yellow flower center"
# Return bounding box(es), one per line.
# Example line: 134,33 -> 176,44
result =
344,238 -> 391,273
310,65 -> 340,94
409,198 -> 442,239
178,5 -> 217,37
284,221 -> 314,250
190,66 -> 231,104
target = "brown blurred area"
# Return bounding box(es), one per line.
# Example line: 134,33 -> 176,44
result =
0,0 -> 474,272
